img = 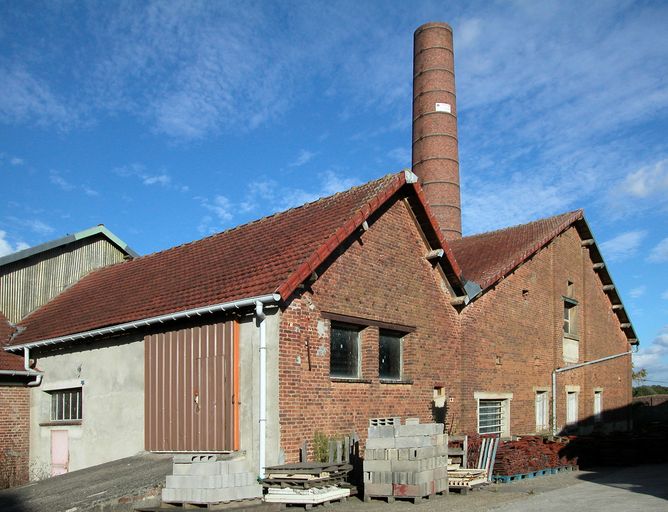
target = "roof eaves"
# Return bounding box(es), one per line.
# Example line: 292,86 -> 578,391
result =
8,293 -> 280,351
574,217 -> 639,346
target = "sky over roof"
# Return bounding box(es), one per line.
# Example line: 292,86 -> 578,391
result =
1,0 -> 667,382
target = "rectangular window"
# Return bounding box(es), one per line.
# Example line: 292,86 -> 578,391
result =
535,391 -> 549,432
50,388 -> 83,422
563,300 -> 578,336
594,391 -> 602,423
330,323 -> 360,378
478,399 -> 503,434
566,391 -> 578,425
379,330 -> 402,380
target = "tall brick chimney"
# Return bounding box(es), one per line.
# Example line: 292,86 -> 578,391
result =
412,22 -> 461,239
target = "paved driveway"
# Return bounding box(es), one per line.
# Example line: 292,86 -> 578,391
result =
489,463 -> 668,512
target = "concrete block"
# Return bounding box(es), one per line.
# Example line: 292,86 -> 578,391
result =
363,460 -> 392,472
411,446 -> 435,460
189,461 -> 221,476
432,433 -> 446,445
387,448 -> 398,460
414,469 -> 435,484
434,466 -> 447,480
391,459 -> 419,472
396,423 -> 438,437
172,463 -> 192,476
392,471 -> 408,484
366,437 -> 396,449
365,483 -> 392,496
398,448 -> 410,460
369,417 -> 400,427
223,459 -> 249,474
368,425 -> 396,438
394,435 -> 432,448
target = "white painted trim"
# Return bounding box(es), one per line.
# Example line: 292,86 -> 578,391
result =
7,293 -> 281,352
42,379 -> 83,392
474,391 -> 513,400
565,385 -> 581,393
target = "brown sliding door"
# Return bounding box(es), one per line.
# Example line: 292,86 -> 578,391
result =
145,320 -> 238,452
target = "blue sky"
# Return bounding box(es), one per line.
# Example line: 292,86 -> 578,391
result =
1,1 -> 667,383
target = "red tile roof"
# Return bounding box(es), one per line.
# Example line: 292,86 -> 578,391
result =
0,312 -> 23,371
449,210 -> 584,291
10,172 -> 465,347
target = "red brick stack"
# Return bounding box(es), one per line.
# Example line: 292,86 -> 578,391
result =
493,436 -> 577,476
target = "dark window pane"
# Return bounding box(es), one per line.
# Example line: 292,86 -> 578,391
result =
330,325 -> 359,377
379,331 -> 401,380
50,388 -> 83,421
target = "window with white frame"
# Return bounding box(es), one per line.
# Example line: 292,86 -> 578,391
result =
330,323 -> 361,378
593,391 -> 603,423
379,330 -> 402,380
50,388 -> 83,422
535,391 -> 549,432
479,399 -> 503,434
566,391 -> 578,425
475,392 -> 512,437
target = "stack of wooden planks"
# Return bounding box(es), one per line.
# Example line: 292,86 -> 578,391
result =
262,462 -> 353,507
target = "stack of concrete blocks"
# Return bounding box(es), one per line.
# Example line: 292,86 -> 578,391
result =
363,417 -> 448,500
162,453 -> 263,505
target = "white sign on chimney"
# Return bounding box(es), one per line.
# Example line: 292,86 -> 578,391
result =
435,103 -> 452,113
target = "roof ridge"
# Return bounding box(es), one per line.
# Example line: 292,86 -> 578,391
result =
112,172 -> 401,267
459,209 -> 583,241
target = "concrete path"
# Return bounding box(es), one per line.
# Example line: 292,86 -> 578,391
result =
489,463 -> 668,512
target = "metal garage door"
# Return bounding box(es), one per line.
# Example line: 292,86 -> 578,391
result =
145,320 -> 238,452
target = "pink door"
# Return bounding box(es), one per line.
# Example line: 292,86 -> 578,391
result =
51,430 -> 69,476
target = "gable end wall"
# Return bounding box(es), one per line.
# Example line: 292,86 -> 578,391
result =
277,199 -> 460,461
459,226 -> 632,435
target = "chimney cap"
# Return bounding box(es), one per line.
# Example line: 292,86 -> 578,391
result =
415,22 -> 453,35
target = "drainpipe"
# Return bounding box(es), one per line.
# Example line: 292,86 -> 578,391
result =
256,301 -> 267,478
24,347 -> 43,387
551,350 -> 632,435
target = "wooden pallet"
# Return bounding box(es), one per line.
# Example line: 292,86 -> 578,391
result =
363,491 -> 447,505
492,465 -> 578,484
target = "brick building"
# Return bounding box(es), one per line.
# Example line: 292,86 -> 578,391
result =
1,22 -> 637,479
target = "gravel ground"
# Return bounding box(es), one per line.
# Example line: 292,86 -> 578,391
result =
330,469 -> 592,512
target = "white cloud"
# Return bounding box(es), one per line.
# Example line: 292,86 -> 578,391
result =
113,163 -> 186,191
648,237 -> 668,263
49,171 -> 75,192
661,290 -> 668,300
142,174 -> 171,187
198,195 -> 234,234
0,64 -> 76,129
599,230 -> 647,262
629,286 -> 646,299
289,150 -> 316,168
10,157 -> 24,166
82,186 -> 99,197
620,159 -> 668,199
0,230 -> 29,257
633,326 -> 668,384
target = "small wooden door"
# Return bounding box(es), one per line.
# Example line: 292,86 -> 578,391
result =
51,430 -> 69,476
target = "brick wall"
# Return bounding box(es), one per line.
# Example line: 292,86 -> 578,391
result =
0,386 -> 29,488
278,199 -> 460,461
460,227 -> 632,435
